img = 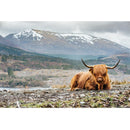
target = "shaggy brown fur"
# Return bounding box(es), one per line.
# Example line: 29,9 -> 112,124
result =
70,72 -> 98,91
89,64 -> 111,90
70,59 -> 120,91
70,65 -> 111,91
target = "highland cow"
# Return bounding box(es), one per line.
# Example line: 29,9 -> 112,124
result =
70,59 -> 120,91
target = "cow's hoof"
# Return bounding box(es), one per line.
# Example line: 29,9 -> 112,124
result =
75,88 -> 82,91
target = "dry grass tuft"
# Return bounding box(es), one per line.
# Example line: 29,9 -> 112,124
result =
52,84 -> 69,88
111,80 -> 130,85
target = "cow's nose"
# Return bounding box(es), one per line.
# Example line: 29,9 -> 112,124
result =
97,77 -> 103,83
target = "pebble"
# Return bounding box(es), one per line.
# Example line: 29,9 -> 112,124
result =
51,98 -> 57,102
80,101 -> 87,107
29,97 -> 33,100
0,84 -> 130,108
37,95 -> 41,98
128,97 -> 130,102
70,93 -> 75,98
80,101 -> 86,105
58,96 -> 64,99
101,99 -> 106,102
80,94 -> 85,98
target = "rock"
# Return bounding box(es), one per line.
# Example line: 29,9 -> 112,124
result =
128,97 -> 130,102
58,96 -> 64,99
3,90 -> 8,93
37,95 -> 41,98
80,101 -> 87,107
80,101 -> 86,105
107,97 -> 110,101
101,99 -> 107,102
46,103 -> 54,108
73,101 -> 78,107
76,96 -> 79,99
80,94 -> 85,98
29,97 -> 33,100
51,98 -> 57,102
70,93 -> 75,98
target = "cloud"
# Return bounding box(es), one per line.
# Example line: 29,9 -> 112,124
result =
92,31 -> 130,48
1,21 -> 130,34
0,21 -> 130,48
88,22 -> 130,35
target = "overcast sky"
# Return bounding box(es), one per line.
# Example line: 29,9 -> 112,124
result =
0,21 -> 130,48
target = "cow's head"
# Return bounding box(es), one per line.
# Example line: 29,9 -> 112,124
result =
81,59 -> 120,84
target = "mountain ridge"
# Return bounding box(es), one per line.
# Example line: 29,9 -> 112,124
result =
1,29 -> 129,58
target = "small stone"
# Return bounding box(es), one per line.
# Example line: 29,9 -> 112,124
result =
107,97 -> 110,100
70,93 -> 75,98
44,91 -> 49,93
101,99 -> 106,102
128,97 -> 130,102
80,94 -> 85,98
3,90 -> 8,92
51,98 -> 57,102
58,96 -> 64,99
73,101 -> 78,107
29,97 -> 33,100
46,103 -> 54,108
76,96 -> 79,99
37,95 -> 41,98
80,101 -> 85,105
80,101 -> 87,107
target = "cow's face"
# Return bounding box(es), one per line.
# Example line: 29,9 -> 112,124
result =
81,59 -> 120,84
89,65 -> 107,84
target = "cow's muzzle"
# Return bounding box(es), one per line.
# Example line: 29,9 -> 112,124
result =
97,77 -> 103,83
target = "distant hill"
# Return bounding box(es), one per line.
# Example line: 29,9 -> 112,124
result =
0,40 -> 129,74
0,42 -> 38,56
100,53 -> 130,64
4,29 -> 130,59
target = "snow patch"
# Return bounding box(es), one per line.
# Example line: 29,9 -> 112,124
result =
59,33 -> 96,44
13,29 -> 43,41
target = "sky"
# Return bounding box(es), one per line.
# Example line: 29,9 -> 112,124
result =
0,21 -> 130,48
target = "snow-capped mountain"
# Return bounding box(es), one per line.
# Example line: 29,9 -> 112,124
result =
4,29 -> 130,57
58,33 -> 98,44
13,29 -> 43,41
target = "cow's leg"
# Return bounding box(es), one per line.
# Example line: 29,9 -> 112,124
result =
98,84 -> 101,90
103,80 -> 111,90
70,73 -> 81,91
105,83 -> 111,90
100,85 -> 104,90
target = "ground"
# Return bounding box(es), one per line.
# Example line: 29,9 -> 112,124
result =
0,84 -> 130,108
0,69 -> 130,108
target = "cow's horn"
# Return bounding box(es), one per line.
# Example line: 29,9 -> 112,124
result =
81,59 -> 93,68
106,60 -> 120,69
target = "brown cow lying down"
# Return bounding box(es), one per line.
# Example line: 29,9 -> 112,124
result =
70,59 -> 120,91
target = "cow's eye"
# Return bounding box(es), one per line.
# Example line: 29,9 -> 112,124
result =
103,73 -> 106,76
94,73 -> 96,76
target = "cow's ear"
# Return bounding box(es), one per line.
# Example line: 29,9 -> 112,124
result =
89,68 -> 93,73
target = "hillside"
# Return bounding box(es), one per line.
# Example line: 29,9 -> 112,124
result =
0,29 -> 129,74
0,43 -> 37,56
4,29 -> 130,58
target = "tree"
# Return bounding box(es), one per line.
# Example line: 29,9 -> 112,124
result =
1,55 -> 8,62
8,67 -> 14,77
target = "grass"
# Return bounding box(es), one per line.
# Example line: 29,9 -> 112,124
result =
0,74 -> 49,88
111,80 -> 130,85
6,91 -> 130,108
52,84 -> 68,88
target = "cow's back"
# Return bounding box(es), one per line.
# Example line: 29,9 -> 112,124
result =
71,71 -> 92,90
